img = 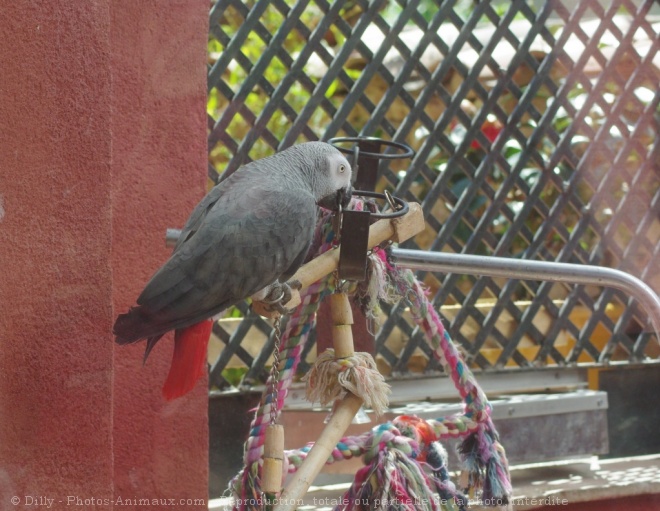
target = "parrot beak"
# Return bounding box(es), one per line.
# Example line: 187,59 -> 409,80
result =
339,184 -> 353,209
318,185 -> 353,211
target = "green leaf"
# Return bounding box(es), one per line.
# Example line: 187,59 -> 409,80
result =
520,168 -> 541,187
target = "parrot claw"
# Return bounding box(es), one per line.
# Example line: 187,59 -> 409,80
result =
288,279 -> 303,291
264,302 -> 295,316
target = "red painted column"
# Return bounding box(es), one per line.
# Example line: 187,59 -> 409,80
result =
0,2 -> 115,506
109,1 -> 208,508
0,1 -> 208,509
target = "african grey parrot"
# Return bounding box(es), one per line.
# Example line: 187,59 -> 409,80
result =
114,142 -> 353,399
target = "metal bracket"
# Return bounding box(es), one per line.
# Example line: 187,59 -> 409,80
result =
337,209 -> 371,282
329,136 -> 414,192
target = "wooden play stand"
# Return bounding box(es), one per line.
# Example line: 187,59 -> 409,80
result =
253,202 -> 425,510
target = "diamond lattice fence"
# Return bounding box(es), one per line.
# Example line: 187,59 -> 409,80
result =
206,0 -> 660,390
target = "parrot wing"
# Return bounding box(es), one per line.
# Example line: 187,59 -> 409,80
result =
173,182 -> 226,252
114,172 -> 318,344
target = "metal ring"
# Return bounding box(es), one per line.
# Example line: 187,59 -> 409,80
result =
351,144 -> 360,172
263,289 -> 286,305
350,190 -> 409,219
329,137 -> 414,160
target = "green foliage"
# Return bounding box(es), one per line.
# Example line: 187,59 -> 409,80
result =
221,367 -> 248,387
208,2 -> 336,170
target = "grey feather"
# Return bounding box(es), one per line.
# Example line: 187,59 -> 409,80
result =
114,142 -> 352,346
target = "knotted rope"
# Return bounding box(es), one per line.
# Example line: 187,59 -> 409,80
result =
381,249 -> 512,503
325,421 -> 469,511
303,349 -> 389,417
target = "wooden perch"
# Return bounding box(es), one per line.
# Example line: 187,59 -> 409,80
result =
253,202 -> 425,317
267,206 -> 426,507
276,394 -> 363,511
261,424 -> 285,494
275,292 -> 362,511
329,293 -> 354,358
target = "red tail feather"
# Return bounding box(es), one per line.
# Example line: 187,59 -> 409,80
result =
162,320 -> 213,401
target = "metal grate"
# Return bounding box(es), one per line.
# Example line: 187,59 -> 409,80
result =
206,0 -> 660,389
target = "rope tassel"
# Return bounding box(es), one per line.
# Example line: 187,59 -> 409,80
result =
303,349 -> 390,417
380,249 -> 513,505
303,292 -> 390,417
458,421 -> 512,506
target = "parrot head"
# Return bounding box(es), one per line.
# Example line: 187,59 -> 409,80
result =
315,145 -> 353,211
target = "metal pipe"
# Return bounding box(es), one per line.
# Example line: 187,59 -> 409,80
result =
165,228 -> 181,248
165,228 -> 660,338
392,248 -> 660,339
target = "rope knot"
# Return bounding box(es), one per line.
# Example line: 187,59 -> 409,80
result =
364,423 -> 417,463
303,348 -> 390,416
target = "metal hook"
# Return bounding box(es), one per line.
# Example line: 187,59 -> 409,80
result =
347,190 -> 409,219
384,190 -> 401,212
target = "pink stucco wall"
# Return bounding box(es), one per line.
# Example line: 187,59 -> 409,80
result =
0,1 -> 208,509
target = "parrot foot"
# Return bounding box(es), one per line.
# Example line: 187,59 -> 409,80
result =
288,279 -> 303,291
261,280 -> 301,315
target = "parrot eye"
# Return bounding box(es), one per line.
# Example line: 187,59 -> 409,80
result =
339,164 -> 346,173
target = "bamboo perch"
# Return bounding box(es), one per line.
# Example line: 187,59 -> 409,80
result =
275,292 -> 361,511
253,202 -> 424,317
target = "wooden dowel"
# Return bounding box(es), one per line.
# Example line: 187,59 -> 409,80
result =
330,292 -> 354,358
330,292 -> 353,325
274,393 -> 363,511
262,424 -> 285,494
331,325 -> 354,359
275,291 -> 360,509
